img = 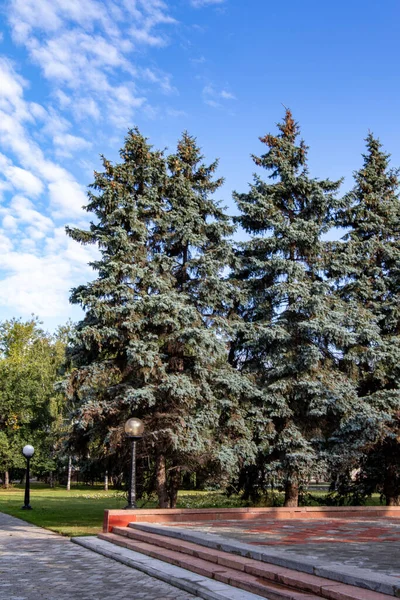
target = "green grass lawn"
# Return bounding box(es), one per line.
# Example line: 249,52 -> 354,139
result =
0,483 -> 384,537
0,484 -> 248,537
0,484 -> 130,536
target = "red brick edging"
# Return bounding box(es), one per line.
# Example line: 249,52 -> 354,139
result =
103,505 -> 400,532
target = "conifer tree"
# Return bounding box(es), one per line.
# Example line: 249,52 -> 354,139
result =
65,129 -> 255,506
233,110 -> 355,506
329,134 -> 400,505
65,129 -> 167,495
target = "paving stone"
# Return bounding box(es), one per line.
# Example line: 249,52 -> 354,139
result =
0,512 -> 201,600
75,536 -> 266,600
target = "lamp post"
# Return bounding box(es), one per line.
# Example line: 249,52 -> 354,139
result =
124,418 -> 144,509
22,445 -> 34,510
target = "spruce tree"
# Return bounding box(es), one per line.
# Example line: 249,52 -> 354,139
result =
233,110 -> 355,506
65,129 -> 255,506
329,134 -> 400,505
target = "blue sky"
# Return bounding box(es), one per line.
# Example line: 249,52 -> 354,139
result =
0,0 -> 399,330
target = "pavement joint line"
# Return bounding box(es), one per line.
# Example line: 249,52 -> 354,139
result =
72,536 -> 266,600
130,522 -> 400,597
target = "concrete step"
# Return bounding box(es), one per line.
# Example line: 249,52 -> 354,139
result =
113,526 -> 331,594
130,522 -> 400,598
74,535 -> 266,600
101,531 -> 327,600
105,526 -> 394,600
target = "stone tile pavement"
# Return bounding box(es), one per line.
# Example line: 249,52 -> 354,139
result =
166,517 -> 400,578
0,512 -> 202,600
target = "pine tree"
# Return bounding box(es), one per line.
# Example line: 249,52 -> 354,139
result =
65,129 -> 255,506
329,134 -> 400,505
233,110 -> 355,506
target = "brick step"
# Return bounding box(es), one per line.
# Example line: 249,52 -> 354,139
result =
100,529 -> 391,600
100,531 -> 321,600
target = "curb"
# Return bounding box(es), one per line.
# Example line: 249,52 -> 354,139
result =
71,536 -> 265,600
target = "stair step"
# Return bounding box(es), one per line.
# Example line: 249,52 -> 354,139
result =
113,526 -> 392,600
116,526 -> 325,592
100,531 -> 323,600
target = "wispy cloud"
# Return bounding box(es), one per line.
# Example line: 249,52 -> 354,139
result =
0,57 -> 97,319
190,0 -> 226,8
0,0 -> 224,325
202,84 -> 236,108
191,56 -> 206,65
8,0 -> 177,128
166,108 -> 188,118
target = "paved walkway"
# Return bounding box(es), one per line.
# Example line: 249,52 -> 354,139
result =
0,512 -> 201,600
167,517 -> 400,578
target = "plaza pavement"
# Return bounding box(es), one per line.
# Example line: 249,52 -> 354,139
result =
162,517 -> 400,578
0,512 -> 202,600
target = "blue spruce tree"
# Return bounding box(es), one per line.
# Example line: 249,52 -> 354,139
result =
329,134 -> 400,505
65,129 -> 255,506
233,110 -> 355,506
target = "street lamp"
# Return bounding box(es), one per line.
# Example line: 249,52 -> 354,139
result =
22,445 -> 34,510
124,418 -> 144,509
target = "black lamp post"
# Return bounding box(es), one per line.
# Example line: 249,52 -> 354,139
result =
22,445 -> 34,510
124,418 -> 144,509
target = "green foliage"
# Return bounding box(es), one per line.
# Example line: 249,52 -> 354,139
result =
328,134 -> 400,505
0,318 -> 67,479
3,117 -> 398,512
64,129 -> 256,507
232,110 -> 357,505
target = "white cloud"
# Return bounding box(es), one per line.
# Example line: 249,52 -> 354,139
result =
191,56 -> 206,65
48,179 -> 87,218
10,195 -> 53,232
129,29 -> 167,47
220,90 -> 236,100
0,152 -> 43,196
53,133 -> 92,158
142,68 -> 177,95
0,158 -> 44,197
0,0 -> 189,327
54,89 -> 71,109
8,166 -> 43,196
0,60 -> 88,219
73,98 -> 101,121
8,0 -> 178,127
0,241 -> 96,317
202,84 -> 236,108
0,210 -> 98,318
2,215 -> 18,232
190,0 -> 226,7
0,232 -> 13,253
166,108 -> 188,118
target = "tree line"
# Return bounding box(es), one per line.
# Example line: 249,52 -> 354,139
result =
2,109 -> 399,507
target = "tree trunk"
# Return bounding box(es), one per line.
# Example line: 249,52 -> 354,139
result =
155,453 -> 169,508
4,470 -> 9,488
104,470 -> 108,491
169,466 -> 181,508
384,466 -> 400,506
284,480 -> 299,507
66,456 -> 72,491
386,495 -> 400,506
49,471 -> 54,488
